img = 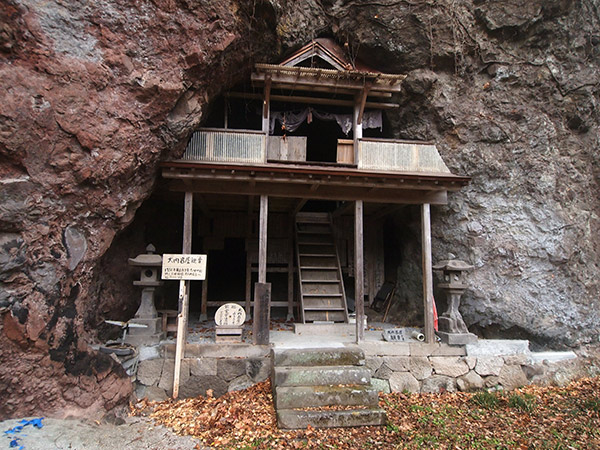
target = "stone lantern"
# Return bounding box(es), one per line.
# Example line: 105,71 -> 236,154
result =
125,244 -> 164,345
433,255 -> 477,345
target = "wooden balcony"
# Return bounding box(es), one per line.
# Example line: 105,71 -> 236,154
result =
179,129 -> 452,175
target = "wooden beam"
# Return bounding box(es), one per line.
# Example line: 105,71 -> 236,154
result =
168,179 -> 449,205
332,201 -> 354,218
173,191 -> 193,399
291,198 -> 308,217
421,203 -> 435,344
357,82 -> 373,125
252,72 -> 403,93
227,91 -> 399,109
258,195 -> 268,283
355,200 -> 364,343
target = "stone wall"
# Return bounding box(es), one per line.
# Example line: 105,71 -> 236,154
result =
135,344 -> 271,401
133,340 -> 588,402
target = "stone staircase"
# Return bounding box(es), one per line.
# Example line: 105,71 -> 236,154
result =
272,347 -> 387,429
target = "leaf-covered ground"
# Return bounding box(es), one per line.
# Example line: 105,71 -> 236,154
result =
132,377 -> 600,449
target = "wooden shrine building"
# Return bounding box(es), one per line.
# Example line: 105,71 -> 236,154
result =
161,39 -> 470,343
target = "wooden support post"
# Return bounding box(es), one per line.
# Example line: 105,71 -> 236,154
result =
421,203 -> 435,344
353,97 -> 363,167
253,282 -> 271,345
173,191 -> 193,399
258,195 -> 268,284
287,219 -> 294,321
355,200 -> 364,343
200,273 -> 208,322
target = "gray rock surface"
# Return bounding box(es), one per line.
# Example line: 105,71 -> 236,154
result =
389,372 -> 420,393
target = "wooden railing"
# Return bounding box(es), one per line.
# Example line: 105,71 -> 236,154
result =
182,129 -> 451,174
358,138 -> 451,174
182,128 -> 266,164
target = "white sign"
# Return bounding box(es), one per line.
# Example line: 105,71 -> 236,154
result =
161,254 -> 207,280
215,303 -> 246,326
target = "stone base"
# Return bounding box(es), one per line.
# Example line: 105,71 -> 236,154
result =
124,317 -> 163,346
436,331 -> 478,345
125,332 -> 163,346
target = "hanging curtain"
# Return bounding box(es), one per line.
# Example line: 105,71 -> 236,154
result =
270,107 -> 382,135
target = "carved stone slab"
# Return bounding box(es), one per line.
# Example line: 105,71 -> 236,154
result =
215,303 -> 246,327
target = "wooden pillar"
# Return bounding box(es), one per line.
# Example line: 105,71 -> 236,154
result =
258,195 -> 268,284
287,218 -> 294,321
355,200 -> 364,343
353,99 -> 363,166
421,203 -> 435,344
173,191 -> 193,399
262,76 -> 271,163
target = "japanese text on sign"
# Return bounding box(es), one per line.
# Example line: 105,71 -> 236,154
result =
161,254 -> 207,280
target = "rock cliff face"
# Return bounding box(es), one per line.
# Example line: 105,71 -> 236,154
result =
0,0 -> 598,418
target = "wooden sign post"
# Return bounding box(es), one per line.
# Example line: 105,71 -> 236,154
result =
253,282 -> 271,345
162,253 -> 207,399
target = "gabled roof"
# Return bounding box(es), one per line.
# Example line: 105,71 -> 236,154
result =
279,38 -> 377,73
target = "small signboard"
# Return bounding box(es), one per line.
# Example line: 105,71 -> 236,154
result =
383,328 -> 406,342
161,254 -> 207,280
215,303 -> 246,327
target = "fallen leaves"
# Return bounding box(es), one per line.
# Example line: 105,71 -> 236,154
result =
132,377 -> 600,449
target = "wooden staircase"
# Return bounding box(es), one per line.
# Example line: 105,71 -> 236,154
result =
295,212 -> 349,323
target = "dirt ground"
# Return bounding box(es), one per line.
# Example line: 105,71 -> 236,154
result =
0,416 -> 205,450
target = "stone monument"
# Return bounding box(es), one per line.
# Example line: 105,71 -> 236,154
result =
433,255 -> 477,345
215,303 -> 245,343
125,244 -> 164,345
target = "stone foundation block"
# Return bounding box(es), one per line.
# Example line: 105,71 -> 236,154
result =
410,343 -> 466,357
498,365 -> 528,390
383,356 -> 410,372
158,359 -> 190,394
503,354 -> 528,365
229,375 -> 254,392
431,356 -> 469,377
421,375 -> 457,393
190,358 -> 218,377
179,375 -> 229,398
246,358 -> 270,382
389,372 -> 420,393
137,358 -> 164,386
360,342 -> 410,356
370,378 -> 391,394
217,358 -> 247,382
374,364 -> 393,380
365,357 -> 383,374
457,371 -> 484,392
409,357 -> 433,381
475,356 -> 504,377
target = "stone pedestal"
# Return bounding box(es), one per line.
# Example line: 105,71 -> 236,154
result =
125,244 -> 165,346
433,257 -> 477,346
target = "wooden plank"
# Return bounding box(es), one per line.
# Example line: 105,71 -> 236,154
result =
355,200 -> 364,343
421,203 -> 435,344
173,191 -> 193,399
227,91 -> 399,109
168,179 -> 449,205
251,71 -> 403,93
258,195 -> 268,283
253,282 -> 272,345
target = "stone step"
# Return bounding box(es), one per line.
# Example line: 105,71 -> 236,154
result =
274,366 -> 371,387
273,347 -> 364,367
277,408 -> 387,429
275,385 -> 379,409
